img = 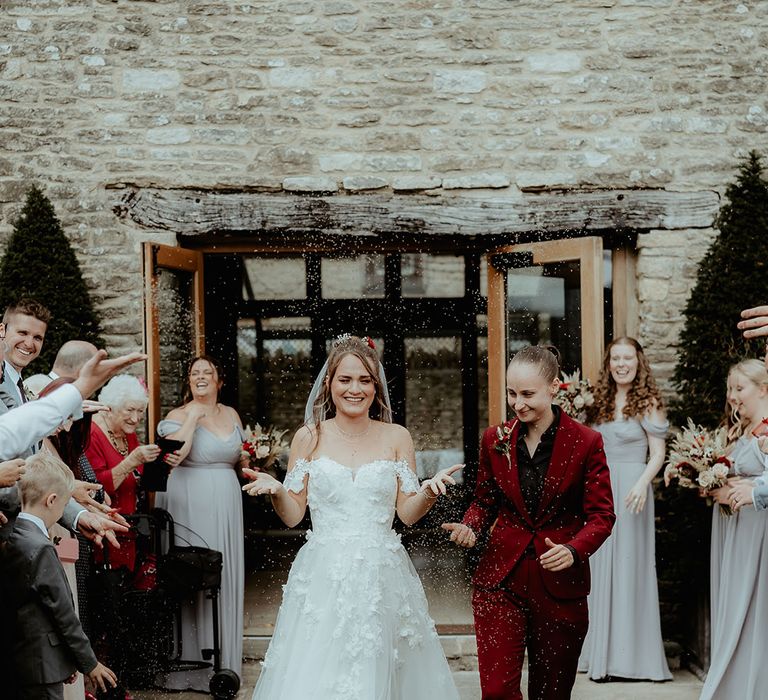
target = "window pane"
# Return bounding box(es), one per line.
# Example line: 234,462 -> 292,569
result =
402,254 -> 465,298
156,267 -> 195,417
243,256 -> 306,300
321,254 -> 385,298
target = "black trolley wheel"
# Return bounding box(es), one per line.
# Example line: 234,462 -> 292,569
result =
210,668 -> 240,699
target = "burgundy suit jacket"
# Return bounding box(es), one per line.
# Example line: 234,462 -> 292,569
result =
463,412 -> 615,599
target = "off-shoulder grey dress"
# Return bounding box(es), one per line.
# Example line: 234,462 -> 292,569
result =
155,420 -> 244,691
700,436 -> 768,699
578,417 -> 672,681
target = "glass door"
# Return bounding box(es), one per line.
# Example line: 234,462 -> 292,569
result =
486,237 -> 606,425
143,242 -> 205,440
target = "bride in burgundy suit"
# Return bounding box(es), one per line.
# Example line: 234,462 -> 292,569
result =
444,345 -> 615,700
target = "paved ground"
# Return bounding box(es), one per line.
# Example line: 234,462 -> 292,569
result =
131,662 -> 703,699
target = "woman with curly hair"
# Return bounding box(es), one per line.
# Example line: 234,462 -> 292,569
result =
578,337 -> 672,682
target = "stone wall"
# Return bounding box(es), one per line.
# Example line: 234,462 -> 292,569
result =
0,0 -> 767,376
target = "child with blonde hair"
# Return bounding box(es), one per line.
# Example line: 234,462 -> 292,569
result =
1,452 -> 117,699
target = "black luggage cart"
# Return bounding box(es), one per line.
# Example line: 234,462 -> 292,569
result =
120,508 -> 240,699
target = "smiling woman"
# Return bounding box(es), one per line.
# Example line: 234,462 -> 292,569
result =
242,334 -> 462,700
154,355 -> 248,691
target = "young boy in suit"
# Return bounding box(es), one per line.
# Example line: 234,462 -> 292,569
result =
1,451 -> 117,699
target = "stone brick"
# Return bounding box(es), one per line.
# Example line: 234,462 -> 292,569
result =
342,175 -> 388,191
433,70 -> 487,94
442,173 -> 511,190
283,176 -> 338,192
123,68 -> 181,92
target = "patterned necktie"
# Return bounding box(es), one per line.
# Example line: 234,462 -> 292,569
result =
16,377 -> 27,404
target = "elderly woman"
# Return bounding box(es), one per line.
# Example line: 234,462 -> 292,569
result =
86,374 -> 161,572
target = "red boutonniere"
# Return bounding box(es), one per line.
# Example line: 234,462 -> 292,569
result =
494,421 -> 517,460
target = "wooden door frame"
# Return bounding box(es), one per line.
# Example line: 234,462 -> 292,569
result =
142,242 -> 205,440
486,237 -> 605,426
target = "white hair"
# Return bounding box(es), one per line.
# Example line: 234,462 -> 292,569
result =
98,374 -> 148,409
23,373 -> 54,400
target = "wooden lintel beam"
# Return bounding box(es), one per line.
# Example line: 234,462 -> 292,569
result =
114,187 -> 720,239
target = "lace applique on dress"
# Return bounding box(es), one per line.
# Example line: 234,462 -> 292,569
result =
283,458 -> 311,493
393,460 -> 420,494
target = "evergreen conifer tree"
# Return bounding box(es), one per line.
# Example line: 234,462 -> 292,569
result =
0,186 -> 103,374
672,150 -> 768,426
657,152 -> 768,662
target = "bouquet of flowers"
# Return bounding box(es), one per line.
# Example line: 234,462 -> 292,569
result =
242,424 -> 289,479
554,370 -> 595,422
663,419 -> 732,514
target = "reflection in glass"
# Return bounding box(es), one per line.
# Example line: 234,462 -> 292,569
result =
322,255 -> 385,298
242,256 -> 306,300
402,335 -> 472,631
155,268 -> 195,418
507,262 -> 582,375
401,254 -> 465,298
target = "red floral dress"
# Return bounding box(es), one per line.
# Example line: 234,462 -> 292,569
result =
86,424 -> 143,571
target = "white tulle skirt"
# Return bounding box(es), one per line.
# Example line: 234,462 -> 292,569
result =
251,529 -> 460,700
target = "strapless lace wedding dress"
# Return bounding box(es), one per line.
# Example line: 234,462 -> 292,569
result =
251,456 -> 460,700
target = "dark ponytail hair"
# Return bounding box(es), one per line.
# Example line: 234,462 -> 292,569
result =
39,377 -> 91,480
508,345 -> 561,383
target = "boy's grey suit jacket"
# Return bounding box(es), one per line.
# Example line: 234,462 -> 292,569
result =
3,517 -> 98,684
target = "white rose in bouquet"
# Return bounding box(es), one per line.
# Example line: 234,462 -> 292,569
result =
698,470 -> 716,489
712,463 -> 729,481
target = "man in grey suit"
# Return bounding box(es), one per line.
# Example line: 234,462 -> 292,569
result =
0,297 -> 50,410
1,452 -> 117,699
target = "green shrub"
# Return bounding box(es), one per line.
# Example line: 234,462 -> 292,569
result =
0,186 -> 103,374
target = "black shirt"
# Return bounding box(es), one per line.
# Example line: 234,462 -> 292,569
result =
516,404 -> 561,517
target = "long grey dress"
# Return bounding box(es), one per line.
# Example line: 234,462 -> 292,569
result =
700,436 -> 768,700
578,416 -> 672,681
155,420 -> 244,691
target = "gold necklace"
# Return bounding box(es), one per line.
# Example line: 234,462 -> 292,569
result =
103,419 -> 129,456
333,418 -> 372,440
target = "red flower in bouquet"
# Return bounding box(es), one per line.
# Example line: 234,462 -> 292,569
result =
664,419 -> 733,515
241,424 -> 289,478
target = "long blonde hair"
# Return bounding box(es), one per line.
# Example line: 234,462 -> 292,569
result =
725,359 -> 768,441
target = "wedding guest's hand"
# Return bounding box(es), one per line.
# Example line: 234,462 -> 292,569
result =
708,485 -> 731,505
72,480 -> 105,508
738,306 -> 768,338
0,458 -> 25,487
76,510 -> 129,548
728,481 -> 755,511
129,444 -> 161,465
82,400 -> 110,414
186,403 -> 209,422
163,450 -> 183,468
421,464 -> 463,498
0,512 -> 7,525
624,479 -> 649,513
73,350 -> 147,399
540,537 -> 574,571
758,436 -> 768,454
242,467 -> 282,496
441,522 -> 476,548
87,662 -> 117,693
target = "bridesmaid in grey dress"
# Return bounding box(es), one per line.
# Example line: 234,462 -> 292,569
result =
578,338 -> 672,681
700,359 -> 768,700
155,355 -> 248,691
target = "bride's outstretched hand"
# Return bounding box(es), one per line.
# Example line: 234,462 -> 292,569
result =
242,468 -> 282,496
441,522 -> 476,548
420,463 -> 464,498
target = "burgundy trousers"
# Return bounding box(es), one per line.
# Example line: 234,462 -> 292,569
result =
473,553 -> 589,700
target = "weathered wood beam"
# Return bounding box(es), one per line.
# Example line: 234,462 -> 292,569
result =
114,187 -> 720,237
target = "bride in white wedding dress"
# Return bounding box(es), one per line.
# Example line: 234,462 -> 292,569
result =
243,335 -> 462,700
